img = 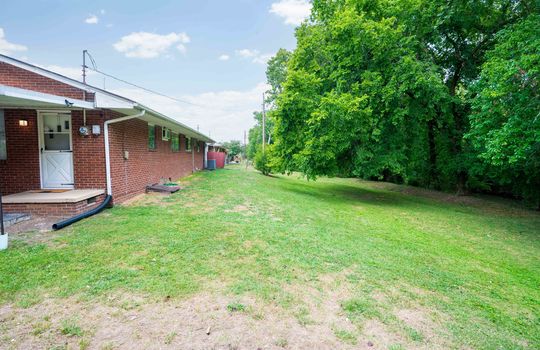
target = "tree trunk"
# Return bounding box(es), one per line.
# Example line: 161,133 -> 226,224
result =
427,118 -> 438,189
448,65 -> 469,195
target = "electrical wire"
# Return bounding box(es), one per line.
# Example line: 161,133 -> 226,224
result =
86,66 -> 203,107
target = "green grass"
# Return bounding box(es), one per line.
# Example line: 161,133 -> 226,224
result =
1,165 -> 539,349
226,302 -> 246,312
60,319 -> 83,337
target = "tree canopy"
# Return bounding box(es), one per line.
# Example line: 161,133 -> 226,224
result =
263,0 -> 539,206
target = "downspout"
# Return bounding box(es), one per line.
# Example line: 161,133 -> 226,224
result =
51,109 -> 144,231
204,143 -> 208,169
191,140 -> 195,173
104,109 -> 146,196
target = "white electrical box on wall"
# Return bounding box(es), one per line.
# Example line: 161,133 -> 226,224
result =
92,125 -> 101,135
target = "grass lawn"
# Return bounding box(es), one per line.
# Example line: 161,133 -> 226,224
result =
0,165 -> 539,349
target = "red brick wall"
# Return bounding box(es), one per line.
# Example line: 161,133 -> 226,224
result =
0,109 -> 109,195
72,110 -> 111,190
1,107 -> 205,204
108,119 -> 204,203
0,62 -> 94,101
0,109 -> 40,195
3,194 -> 105,217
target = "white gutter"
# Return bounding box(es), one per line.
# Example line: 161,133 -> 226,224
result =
0,84 -> 95,109
104,109 -> 146,196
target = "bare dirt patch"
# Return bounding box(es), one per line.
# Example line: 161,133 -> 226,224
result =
121,193 -> 174,207
4,216 -> 63,245
224,203 -> 256,216
0,292 -> 357,350
0,273 -> 454,350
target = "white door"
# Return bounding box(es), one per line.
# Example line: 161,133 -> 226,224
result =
39,112 -> 74,189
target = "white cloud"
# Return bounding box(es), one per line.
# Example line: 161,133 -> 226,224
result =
218,54 -> 230,61
113,32 -> 190,58
34,63 -> 97,81
253,53 -> 273,65
41,65 -> 82,80
0,28 -> 27,55
236,49 -> 259,58
110,82 -> 268,142
270,0 -> 312,26
85,15 -> 99,24
236,49 -> 273,65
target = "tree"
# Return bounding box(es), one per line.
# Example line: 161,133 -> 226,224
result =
222,140 -> 244,161
270,0 -> 538,202
467,15 -> 540,206
247,49 -> 292,162
265,49 -> 292,104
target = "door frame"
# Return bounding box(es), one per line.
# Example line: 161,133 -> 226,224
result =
37,110 -> 75,189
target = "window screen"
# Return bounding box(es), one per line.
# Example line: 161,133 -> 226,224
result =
171,133 -> 179,152
148,124 -> 156,150
0,110 -> 6,160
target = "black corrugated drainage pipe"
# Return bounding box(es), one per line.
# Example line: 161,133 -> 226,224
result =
52,195 -> 112,230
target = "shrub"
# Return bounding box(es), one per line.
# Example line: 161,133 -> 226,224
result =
254,147 -> 272,175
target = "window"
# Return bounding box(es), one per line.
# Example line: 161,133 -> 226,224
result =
0,110 -> 6,160
162,127 -> 171,141
185,136 -> 191,152
42,113 -> 71,151
196,140 -> 201,153
171,133 -> 179,152
148,124 -> 156,150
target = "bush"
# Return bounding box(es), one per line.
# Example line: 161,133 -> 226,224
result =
254,147 -> 272,175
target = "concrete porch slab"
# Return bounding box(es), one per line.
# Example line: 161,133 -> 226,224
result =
2,189 -> 105,204
2,213 -> 31,228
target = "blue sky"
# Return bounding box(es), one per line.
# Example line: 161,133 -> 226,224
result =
0,0 -> 312,141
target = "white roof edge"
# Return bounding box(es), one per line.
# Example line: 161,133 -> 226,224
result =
0,54 -> 213,143
0,84 -> 95,109
0,54 -> 97,93
135,103 -> 215,143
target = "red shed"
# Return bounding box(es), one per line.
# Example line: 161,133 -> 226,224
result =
207,144 -> 227,169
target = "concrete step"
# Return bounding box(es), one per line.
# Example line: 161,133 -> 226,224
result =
3,213 -> 31,228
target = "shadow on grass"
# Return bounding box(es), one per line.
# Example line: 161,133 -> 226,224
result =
279,178 -> 404,208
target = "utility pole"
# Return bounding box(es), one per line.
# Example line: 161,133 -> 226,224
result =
82,49 -> 87,84
244,130 -> 248,170
262,92 -> 266,154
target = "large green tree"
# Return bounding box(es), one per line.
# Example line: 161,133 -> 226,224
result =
467,15 -> 540,206
271,0 -> 538,202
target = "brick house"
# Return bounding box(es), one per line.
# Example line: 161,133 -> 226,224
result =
0,54 -> 213,217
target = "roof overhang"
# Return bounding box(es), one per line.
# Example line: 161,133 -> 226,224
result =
0,84 -> 95,109
0,54 -> 214,142
111,105 -> 214,143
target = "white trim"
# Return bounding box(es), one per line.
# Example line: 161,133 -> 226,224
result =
0,54 -> 214,143
104,110 -> 146,196
0,84 -> 95,109
37,111 -> 75,189
0,55 -> 97,93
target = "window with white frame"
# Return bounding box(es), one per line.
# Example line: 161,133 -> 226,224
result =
162,127 -> 171,141
185,136 -> 192,152
0,110 -> 6,160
